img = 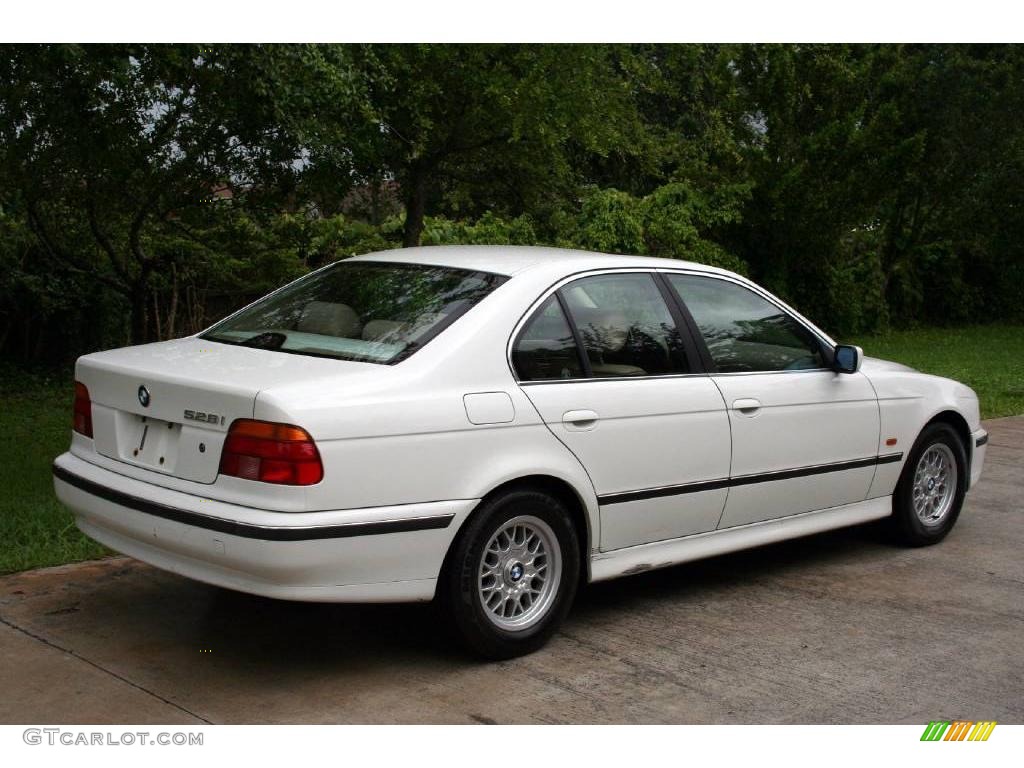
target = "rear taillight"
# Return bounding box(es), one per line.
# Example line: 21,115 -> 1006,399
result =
73,381 -> 93,438
219,419 -> 323,486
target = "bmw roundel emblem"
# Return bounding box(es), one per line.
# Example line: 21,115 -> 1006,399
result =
138,385 -> 151,408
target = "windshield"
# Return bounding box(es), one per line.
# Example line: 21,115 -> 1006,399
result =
201,260 -> 507,364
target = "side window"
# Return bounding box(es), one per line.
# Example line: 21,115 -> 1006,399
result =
512,296 -> 584,381
561,273 -> 689,377
667,274 -> 825,373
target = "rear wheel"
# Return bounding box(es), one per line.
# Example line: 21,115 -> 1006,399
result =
442,488 -> 579,659
892,422 -> 967,546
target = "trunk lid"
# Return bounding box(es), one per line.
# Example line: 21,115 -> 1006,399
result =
76,336 -> 376,484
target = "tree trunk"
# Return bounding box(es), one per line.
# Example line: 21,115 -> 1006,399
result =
167,265 -> 179,340
402,165 -> 427,248
153,291 -> 162,341
130,289 -> 148,345
129,269 -> 152,345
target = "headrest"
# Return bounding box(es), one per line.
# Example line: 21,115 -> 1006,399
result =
572,308 -> 630,353
362,319 -> 406,342
296,301 -> 361,338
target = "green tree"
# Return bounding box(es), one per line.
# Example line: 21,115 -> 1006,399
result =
868,44 -> 1024,324
0,44 -> 334,343
729,45 -> 889,320
729,43 -> 1024,332
300,44 -> 642,248
3,43 -> 1024,362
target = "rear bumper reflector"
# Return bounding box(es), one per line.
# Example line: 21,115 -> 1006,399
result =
52,464 -> 453,541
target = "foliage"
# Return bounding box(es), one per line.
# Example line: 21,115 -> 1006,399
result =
556,188 -> 646,255
295,44 -> 643,247
640,182 -> 750,273
422,212 -> 538,247
823,230 -> 890,336
0,43 -> 346,346
1,43 -> 1024,366
551,184 -> 749,274
727,44 -> 1024,331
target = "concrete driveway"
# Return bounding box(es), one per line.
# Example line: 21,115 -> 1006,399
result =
2,417 -> 1021,724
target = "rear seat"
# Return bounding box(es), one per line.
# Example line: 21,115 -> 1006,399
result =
362,319 -> 406,341
297,301 -> 361,338
572,307 -> 646,376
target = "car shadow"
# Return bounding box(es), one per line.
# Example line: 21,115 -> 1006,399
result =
190,519 -> 895,668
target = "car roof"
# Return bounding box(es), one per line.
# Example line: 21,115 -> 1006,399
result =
347,245 -> 734,279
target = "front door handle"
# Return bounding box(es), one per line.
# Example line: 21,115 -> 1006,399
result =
732,398 -> 762,416
562,409 -> 599,431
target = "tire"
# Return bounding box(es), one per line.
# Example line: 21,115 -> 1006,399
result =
441,487 -> 580,659
891,422 -> 968,546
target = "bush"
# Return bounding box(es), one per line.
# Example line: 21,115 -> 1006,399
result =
641,181 -> 750,275
550,184 -> 749,275
824,232 -> 890,336
423,212 -> 538,246
555,188 -> 646,254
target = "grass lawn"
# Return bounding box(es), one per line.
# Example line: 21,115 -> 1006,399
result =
1,322 -> 1021,575
0,367 -> 108,574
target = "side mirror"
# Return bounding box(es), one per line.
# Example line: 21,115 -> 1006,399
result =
833,344 -> 862,374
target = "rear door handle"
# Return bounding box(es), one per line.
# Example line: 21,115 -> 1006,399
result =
562,409 -> 599,431
732,398 -> 762,416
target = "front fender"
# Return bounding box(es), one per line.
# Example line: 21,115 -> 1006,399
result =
862,368 -> 981,497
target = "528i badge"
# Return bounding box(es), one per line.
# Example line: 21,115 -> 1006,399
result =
183,410 -> 223,425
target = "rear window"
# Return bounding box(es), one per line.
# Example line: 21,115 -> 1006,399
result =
201,261 -> 507,364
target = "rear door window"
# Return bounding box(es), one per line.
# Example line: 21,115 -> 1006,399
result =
513,272 -> 691,381
512,296 -> 585,381
560,273 -> 690,377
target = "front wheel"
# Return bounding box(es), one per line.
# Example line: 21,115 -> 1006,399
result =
441,488 -> 580,659
892,422 -> 967,546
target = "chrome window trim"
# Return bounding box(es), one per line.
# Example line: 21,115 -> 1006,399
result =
506,266 -> 839,385
517,367 -> 838,385
711,367 -> 833,376
518,372 -> 710,386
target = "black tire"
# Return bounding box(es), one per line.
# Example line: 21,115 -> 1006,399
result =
441,487 -> 580,660
891,422 -> 968,546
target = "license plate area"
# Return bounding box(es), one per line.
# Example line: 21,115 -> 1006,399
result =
118,412 -> 182,473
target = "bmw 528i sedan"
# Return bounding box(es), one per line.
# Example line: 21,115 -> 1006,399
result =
54,246 -> 987,658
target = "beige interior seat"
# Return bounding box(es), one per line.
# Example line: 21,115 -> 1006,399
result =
572,307 -> 646,376
297,301 -> 361,338
362,319 -> 406,342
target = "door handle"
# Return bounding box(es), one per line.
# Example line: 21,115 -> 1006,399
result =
732,398 -> 762,416
562,409 -> 599,431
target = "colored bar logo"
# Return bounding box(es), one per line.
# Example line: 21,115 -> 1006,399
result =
920,721 -> 997,741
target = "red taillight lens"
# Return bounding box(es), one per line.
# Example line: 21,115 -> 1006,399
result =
219,419 -> 323,486
73,381 -> 93,438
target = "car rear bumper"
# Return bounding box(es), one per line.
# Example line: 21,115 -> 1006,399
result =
53,452 -> 477,602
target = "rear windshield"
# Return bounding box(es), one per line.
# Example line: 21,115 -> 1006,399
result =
201,260 -> 507,364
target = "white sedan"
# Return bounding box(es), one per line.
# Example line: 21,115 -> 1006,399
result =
54,246 -> 987,658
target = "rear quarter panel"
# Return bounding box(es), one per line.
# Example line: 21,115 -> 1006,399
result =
254,273 -> 603,551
